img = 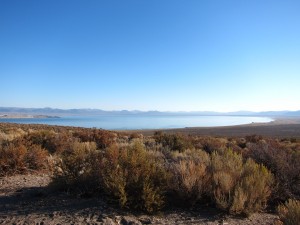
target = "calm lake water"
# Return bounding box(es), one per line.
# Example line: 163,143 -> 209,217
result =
0,115 -> 273,130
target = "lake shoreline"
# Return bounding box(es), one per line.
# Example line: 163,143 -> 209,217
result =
131,116 -> 300,138
1,116 -> 299,138
0,114 -> 60,119
0,114 -> 274,130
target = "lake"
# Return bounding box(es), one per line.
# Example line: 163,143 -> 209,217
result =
0,115 -> 273,130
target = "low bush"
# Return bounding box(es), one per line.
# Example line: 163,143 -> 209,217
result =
245,139 -> 300,201
52,141 -> 101,193
0,143 -> 27,175
211,149 -> 243,211
154,132 -> 193,152
230,159 -> 273,215
211,149 -> 274,215
25,130 -> 57,153
195,136 -> 226,153
0,142 -> 49,176
167,149 -> 211,205
278,199 -> 300,225
245,135 -> 263,143
73,129 -> 116,149
101,141 -> 169,213
25,144 -> 49,171
24,130 -> 74,154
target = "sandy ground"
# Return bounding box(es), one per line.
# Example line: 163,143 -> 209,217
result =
0,174 -> 280,225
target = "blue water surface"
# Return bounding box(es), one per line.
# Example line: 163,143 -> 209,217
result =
0,115 -> 273,130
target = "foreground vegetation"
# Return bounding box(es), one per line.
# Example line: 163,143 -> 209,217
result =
0,123 -> 299,221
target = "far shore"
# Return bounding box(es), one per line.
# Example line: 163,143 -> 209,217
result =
0,114 -> 60,119
126,116 -> 300,138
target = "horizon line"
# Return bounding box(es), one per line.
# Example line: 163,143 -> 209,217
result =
0,106 -> 299,114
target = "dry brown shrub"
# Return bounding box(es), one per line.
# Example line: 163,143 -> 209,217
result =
196,136 -> 227,153
73,129 -> 116,149
25,130 -> 55,147
52,141 -> 101,192
245,135 -> 263,143
154,132 -> 193,152
278,199 -> 300,225
0,142 -> 49,176
245,139 -> 300,201
0,143 -> 27,175
168,149 -> 211,205
25,144 -> 49,170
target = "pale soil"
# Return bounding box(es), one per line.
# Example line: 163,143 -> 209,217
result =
0,174 -> 280,225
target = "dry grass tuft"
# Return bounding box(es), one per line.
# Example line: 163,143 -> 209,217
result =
278,199 -> 300,225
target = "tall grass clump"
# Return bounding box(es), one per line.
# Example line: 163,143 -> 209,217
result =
278,199 -> 300,225
101,141 -> 169,213
211,149 -> 273,215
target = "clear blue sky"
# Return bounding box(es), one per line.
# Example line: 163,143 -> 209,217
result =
1,0 -> 300,112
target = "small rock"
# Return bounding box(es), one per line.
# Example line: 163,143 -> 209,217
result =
101,217 -> 116,225
120,216 -> 142,225
273,219 -> 284,225
138,216 -> 152,224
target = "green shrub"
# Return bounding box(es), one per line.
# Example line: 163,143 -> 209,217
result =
101,141 -> 169,212
230,159 -> 273,215
211,149 -> 274,215
211,149 -> 243,210
278,199 -> 300,225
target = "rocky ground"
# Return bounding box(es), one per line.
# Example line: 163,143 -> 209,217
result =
0,174 -> 280,225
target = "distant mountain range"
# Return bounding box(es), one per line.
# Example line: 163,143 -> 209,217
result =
0,107 -> 300,117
